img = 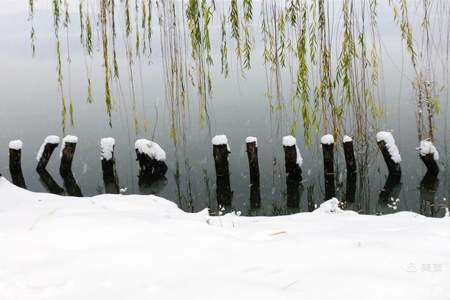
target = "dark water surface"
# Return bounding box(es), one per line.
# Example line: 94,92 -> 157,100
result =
0,2 -> 449,217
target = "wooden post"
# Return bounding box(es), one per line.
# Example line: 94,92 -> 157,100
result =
345,172 -> 357,203
60,135 -> 78,177
417,140 -> 439,177
321,134 -> 336,200
9,140 -> 26,188
212,135 -> 233,207
419,171 -> 439,217
101,138 -> 120,194
343,135 -> 357,174
286,175 -> 300,208
282,136 -> 302,179
135,139 -> 168,179
376,132 -> 401,177
36,136 -> 60,171
246,137 -> 260,209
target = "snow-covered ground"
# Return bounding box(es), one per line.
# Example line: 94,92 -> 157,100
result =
0,177 -> 449,300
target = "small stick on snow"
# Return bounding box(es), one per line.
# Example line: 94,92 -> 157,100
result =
376,131 -> 402,177
321,134 -> 336,200
9,140 -> 26,188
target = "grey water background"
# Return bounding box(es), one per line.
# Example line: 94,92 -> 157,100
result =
0,1 -> 449,216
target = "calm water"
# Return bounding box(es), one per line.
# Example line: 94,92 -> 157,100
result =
0,1 -> 449,217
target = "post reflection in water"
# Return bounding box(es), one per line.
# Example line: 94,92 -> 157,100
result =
62,171 -> 83,197
37,169 -> 64,195
420,172 -> 439,217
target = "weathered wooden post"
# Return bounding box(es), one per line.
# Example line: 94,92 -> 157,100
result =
282,136 -> 302,179
321,134 -> 336,200
286,175 -> 300,208
38,169 -> 64,194
343,135 -> 357,174
345,172 -> 357,204
9,140 -> 26,188
246,137 -> 260,209
59,135 -> 78,177
135,139 -> 168,179
417,140 -> 439,177
101,137 -> 120,194
212,135 -> 233,207
376,131 -> 401,177
36,136 -> 60,171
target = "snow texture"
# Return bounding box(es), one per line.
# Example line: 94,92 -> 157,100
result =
376,131 -> 402,163
135,139 -> 166,161
245,136 -> 258,146
417,140 -> 439,161
100,138 -> 116,161
8,140 -> 22,150
36,135 -> 60,162
282,136 -> 303,167
0,177 -> 449,300
343,135 -> 353,143
212,135 -> 231,152
320,134 -> 334,145
60,135 -> 79,158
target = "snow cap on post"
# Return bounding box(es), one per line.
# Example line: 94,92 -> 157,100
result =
101,137 -> 116,161
417,140 -> 439,161
321,134 -> 334,145
245,136 -> 257,146
8,140 -> 23,150
135,139 -> 166,162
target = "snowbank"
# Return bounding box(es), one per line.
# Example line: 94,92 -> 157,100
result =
8,140 -> 23,150
282,136 -> 303,167
135,139 -> 166,161
0,177 -> 449,300
320,134 -> 334,145
36,135 -> 60,161
376,131 -> 402,163
417,140 -> 439,161
100,137 -> 116,161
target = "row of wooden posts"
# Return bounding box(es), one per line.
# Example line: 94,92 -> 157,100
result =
3,132 -> 439,208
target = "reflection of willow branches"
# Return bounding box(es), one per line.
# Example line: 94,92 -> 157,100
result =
28,0 -> 36,56
64,0 -> 74,127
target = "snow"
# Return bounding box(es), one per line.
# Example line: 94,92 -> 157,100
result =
320,134 -> 334,145
36,136 -> 60,162
417,140 -> 439,161
100,138 -> 116,161
282,135 -> 296,147
283,136 -> 303,167
8,140 -> 22,150
0,177 -> 449,299
60,135 -> 79,158
245,136 -> 258,146
343,135 -> 353,143
376,131 -> 402,163
135,139 -> 166,161
212,135 -> 231,152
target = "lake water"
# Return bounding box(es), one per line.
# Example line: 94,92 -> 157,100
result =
0,1 -> 449,217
